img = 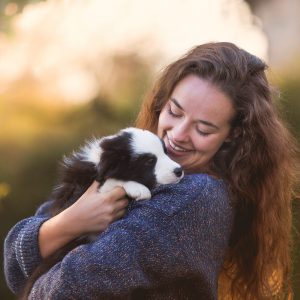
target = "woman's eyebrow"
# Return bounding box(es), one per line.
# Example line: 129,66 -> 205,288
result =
170,97 -> 219,129
170,97 -> 184,110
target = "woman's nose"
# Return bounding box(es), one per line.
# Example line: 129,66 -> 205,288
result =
172,122 -> 190,143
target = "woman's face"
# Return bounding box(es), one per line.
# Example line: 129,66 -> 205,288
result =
157,74 -> 235,173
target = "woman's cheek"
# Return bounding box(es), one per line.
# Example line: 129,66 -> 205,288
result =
158,111 -> 171,128
196,136 -> 220,153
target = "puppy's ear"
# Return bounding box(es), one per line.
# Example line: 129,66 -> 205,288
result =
96,133 -> 131,182
100,131 -> 131,152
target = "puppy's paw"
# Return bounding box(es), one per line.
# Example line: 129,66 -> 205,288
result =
99,179 -> 119,193
123,181 -> 151,201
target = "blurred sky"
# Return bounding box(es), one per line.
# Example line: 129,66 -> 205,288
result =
0,0 -> 268,103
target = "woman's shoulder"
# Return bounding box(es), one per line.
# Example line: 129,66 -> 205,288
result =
136,173 -> 230,217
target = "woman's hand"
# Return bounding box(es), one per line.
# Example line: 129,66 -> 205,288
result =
39,181 -> 128,259
65,181 -> 129,236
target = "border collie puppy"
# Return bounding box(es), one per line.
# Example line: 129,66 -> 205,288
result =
20,127 -> 183,299
51,127 -> 183,214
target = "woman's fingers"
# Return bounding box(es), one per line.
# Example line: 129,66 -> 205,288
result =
88,181 -> 127,198
114,209 -> 128,220
107,186 -> 127,200
114,198 -> 129,211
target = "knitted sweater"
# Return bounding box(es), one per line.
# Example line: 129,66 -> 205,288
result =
4,174 -> 234,300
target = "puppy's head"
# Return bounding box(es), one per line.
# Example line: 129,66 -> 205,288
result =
87,128 -> 183,189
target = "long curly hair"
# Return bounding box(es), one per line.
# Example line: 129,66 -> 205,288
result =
135,42 -> 299,299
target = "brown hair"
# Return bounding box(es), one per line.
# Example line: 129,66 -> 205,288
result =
135,42 -> 298,299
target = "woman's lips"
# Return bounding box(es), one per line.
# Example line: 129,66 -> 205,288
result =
165,135 -> 193,157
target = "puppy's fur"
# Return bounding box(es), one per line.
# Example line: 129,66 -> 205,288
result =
20,127 -> 183,299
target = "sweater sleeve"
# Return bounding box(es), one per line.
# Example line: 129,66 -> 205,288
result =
3,200 -> 52,294
29,175 -> 233,300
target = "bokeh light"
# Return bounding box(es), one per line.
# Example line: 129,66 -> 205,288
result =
0,0 -> 268,103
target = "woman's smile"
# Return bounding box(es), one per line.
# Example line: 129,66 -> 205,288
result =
165,134 -> 193,154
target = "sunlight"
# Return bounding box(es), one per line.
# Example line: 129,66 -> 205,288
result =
0,0 -> 268,103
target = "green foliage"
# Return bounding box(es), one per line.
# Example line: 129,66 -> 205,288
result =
279,78 -> 300,141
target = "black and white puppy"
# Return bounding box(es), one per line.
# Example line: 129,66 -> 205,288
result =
51,127 -> 184,214
20,127 -> 183,299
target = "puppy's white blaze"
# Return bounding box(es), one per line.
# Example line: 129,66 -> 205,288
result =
124,127 -> 183,185
155,156 -> 182,185
79,138 -> 103,165
125,128 -> 164,156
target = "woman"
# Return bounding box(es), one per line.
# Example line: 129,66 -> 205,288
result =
4,42 -> 297,299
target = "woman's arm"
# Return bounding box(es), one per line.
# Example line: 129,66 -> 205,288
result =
4,182 -> 128,294
4,203 -> 52,294
38,181 -> 128,258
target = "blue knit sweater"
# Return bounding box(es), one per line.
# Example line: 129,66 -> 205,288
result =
4,174 -> 234,299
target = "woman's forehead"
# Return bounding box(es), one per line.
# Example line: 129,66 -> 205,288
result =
170,75 -> 235,126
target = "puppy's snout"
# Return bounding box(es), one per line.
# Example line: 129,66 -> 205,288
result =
174,167 -> 183,178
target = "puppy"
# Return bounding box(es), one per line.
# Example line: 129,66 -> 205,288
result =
20,127 -> 183,299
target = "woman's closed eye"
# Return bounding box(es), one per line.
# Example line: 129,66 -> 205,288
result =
168,104 -> 212,136
168,106 -> 182,118
196,128 -> 210,137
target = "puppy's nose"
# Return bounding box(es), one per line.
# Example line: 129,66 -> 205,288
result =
174,167 -> 183,178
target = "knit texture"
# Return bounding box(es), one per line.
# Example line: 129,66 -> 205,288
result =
4,174 -> 234,299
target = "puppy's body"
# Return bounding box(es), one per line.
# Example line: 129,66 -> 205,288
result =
21,127 -> 183,299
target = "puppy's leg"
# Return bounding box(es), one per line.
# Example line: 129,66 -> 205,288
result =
99,179 -> 151,201
122,181 -> 152,201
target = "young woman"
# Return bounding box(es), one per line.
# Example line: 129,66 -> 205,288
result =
4,42 -> 298,299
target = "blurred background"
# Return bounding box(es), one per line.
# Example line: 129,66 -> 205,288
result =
0,0 -> 299,298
